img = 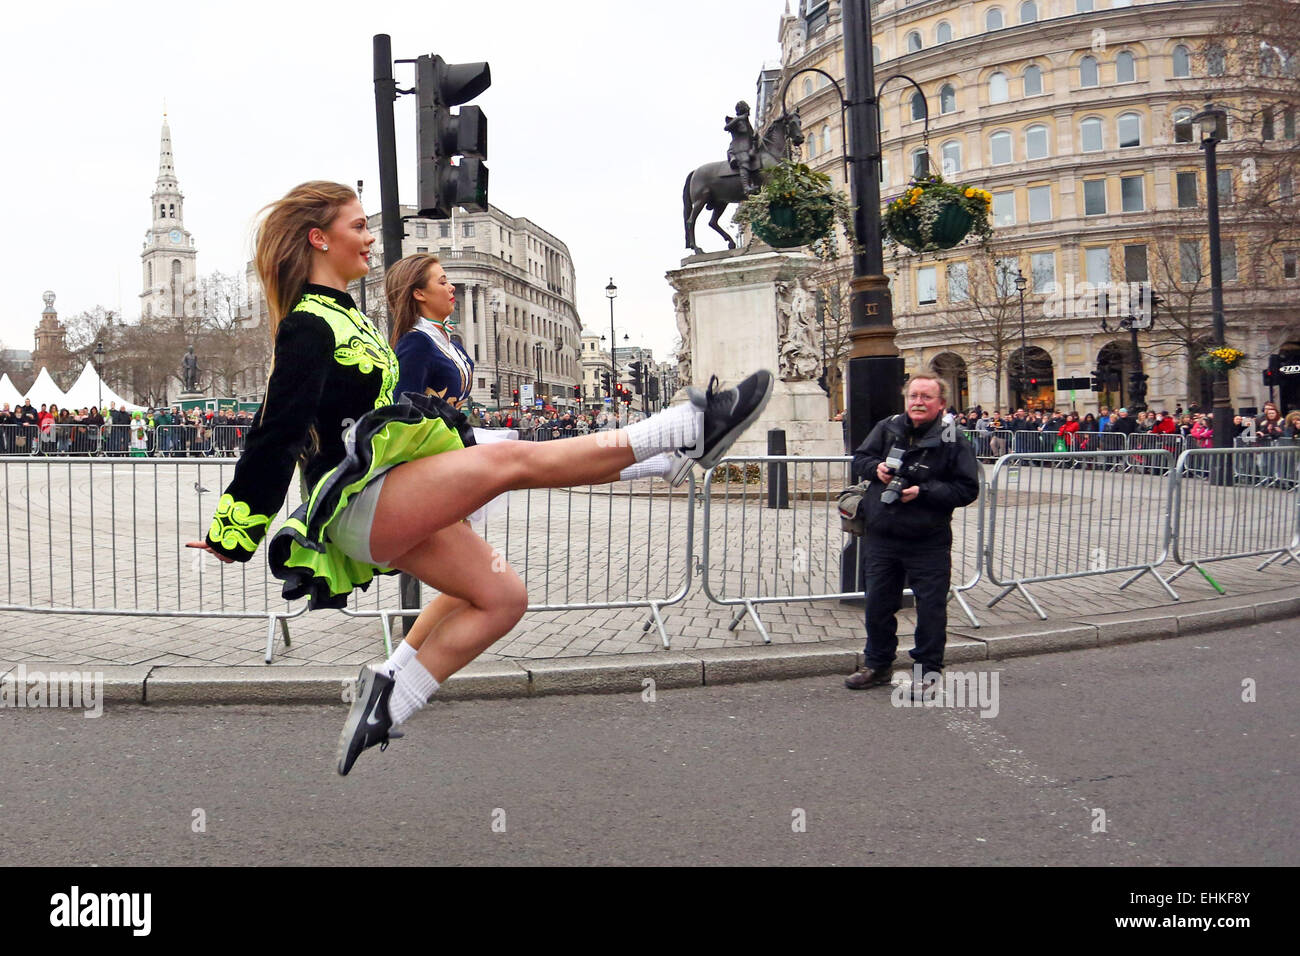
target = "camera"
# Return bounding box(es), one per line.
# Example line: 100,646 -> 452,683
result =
880,445 -> 908,505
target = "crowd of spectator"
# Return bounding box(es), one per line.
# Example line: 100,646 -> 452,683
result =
470,406 -> 648,439
951,402 -> 1300,455
0,399 -> 256,457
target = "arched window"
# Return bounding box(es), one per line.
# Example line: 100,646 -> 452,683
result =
941,140 -> 962,176
911,91 -> 927,121
1117,111 -> 1142,148
822,124 -> 832,154
872,45 -> 881,65
159,205 -> 165,219
911,148 -> 930,178
1261,48 -> 1279,77
1206,45 -> 1225,76
936,21 -> 952,44
1080,56 -> 1099,87
989,71 -> 1009,104
939,83 -> 956,114
803,77 -> 814,97
1019,1 -> 1037,24
1172,45 -> 1191,77
1026,124 -> 1049,159
808,131 -> 818,158
987,8 -> 1004,31
1080,117 -> 1104,152
1173,107 -> 1195,143
1116,51 -> 1135,83
990,131 -> 1013,165
907,31 -> 922,54
1024,64 -> 1043,96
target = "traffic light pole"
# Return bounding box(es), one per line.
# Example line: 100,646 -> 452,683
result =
374,34 -> 421,636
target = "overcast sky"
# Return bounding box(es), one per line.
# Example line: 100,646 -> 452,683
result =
1,0 -> 790,364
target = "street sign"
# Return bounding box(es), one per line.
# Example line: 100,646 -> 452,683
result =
520,383 -> 534,405
535,399 -> 543,408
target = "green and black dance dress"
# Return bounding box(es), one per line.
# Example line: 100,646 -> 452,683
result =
202,284 -> 473,609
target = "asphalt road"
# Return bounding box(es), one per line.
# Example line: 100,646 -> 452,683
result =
1,620 -> 1295,867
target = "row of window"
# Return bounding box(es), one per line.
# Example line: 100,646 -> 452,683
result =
914,240 -> 1244,307
951,168 -> 1241,229
898,1 -> 1127,55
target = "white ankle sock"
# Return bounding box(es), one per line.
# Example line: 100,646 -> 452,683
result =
389,658 -> 440,727
624,402 -> 701,462
383,639 -> 417,676
618,453 -> 673,481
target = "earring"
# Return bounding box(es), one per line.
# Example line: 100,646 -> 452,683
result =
322,244 -> 329,251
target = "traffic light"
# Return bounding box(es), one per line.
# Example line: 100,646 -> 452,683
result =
416,54 -> 491,219
628,361 -> 643,394
1263,368 -> 1276,388
648,377 -> 659,403
573,385 -> 582,399
512,388 -> 519,404
1089,369 -> 1104,392
490,382 -> 498,400
601,371 -> 612,395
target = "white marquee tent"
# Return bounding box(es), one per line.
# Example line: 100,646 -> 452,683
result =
2,364 -> 142,412
24,367 -> 67,408
0,373 -> 23,408
60,362 -> 143,412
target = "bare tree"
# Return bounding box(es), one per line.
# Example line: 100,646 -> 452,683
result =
812,260 -> 855,417
194,271 -> 268,396
920,249 -> 1024,412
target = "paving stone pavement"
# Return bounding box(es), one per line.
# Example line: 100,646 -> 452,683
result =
1,456 -> 1297,668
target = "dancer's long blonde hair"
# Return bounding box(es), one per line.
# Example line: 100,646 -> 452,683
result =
251,181 -> 357,454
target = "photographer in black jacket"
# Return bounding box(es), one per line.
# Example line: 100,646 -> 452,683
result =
844,373 -> 980,696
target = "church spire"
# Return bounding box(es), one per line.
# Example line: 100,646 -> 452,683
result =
157,113 -> 178,190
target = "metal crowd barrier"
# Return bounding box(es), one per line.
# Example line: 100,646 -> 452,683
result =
0,457 -> 306,662
699,455 -> 985,643
340,471 -> 698,652
983,449 -> 1178,620
0,454 -> 698,660
962,428 -> 1013,461
1168,446 -> 1300,591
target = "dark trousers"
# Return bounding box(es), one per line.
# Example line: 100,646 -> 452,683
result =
861,535 -> 952,673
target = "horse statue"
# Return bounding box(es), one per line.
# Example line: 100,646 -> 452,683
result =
682,111 -> 804,256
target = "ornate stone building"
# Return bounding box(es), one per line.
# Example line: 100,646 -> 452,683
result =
246,203 -> 583,410
767,0 -> 1300,414
30,291 -> 73,383
140,115 -> 198,321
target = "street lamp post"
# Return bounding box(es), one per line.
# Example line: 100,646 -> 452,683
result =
356,180 -> 367,314
1014,271 -> 1027,411
1189,103 -> 1231,449
842,0 -> 905,452
490,289 -> 504,410
605,278 -> 619,428
534,342 -> 542,410
93,341 -> 106,412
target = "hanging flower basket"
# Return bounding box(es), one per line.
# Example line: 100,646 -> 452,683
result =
732,160 -> 857,260
1196,346 -> 1245,373
753,199 -> 835,249
883,174 -> 993,253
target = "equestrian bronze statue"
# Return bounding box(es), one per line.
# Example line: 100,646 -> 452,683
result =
682,108 -> 804,255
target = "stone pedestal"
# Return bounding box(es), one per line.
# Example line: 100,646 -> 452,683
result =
667,248 -> 844,462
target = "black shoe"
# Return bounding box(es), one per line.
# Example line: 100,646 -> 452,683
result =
336,665 -> 397,776
844,665 -> 894,690
682,370 -> 775,471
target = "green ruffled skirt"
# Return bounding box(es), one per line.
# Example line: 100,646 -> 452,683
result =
268,394 -> 474,610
